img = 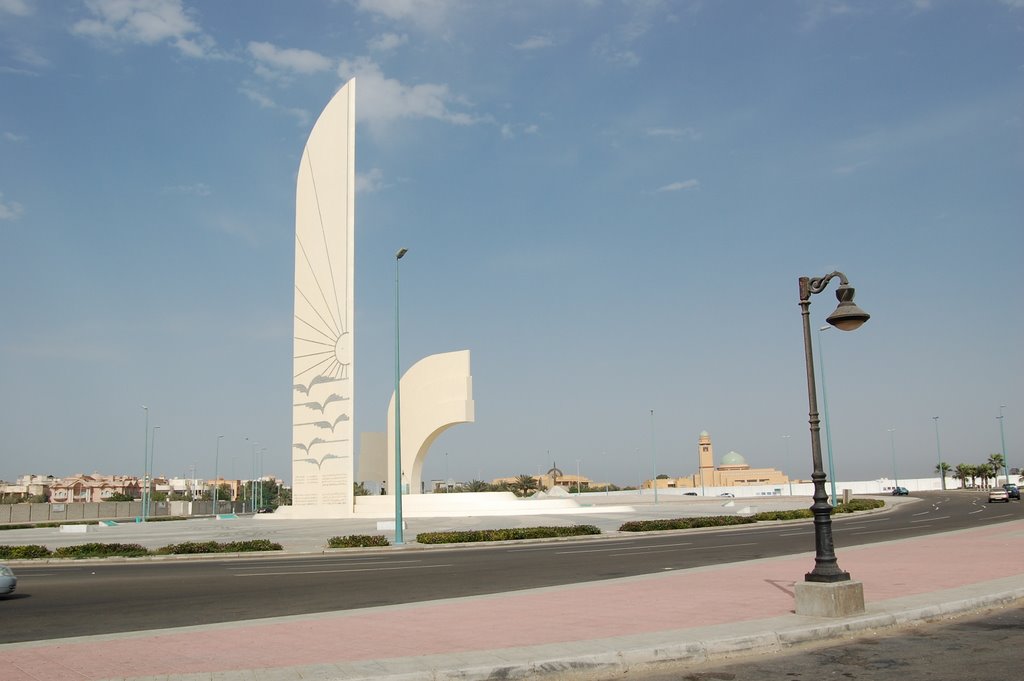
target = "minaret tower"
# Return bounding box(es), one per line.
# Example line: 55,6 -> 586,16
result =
698,430 -> 715,486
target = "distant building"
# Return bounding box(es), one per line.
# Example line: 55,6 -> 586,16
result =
644,431 -> 790,489
493,463 -> 609,491
48,474 -> 143,503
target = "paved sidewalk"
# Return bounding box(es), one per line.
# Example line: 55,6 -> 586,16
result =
1,520 -> 1022,681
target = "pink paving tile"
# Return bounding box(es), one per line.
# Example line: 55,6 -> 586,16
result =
0,521 -> 1019,681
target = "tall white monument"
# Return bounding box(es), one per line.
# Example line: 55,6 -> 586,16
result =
290,79 -> 356,513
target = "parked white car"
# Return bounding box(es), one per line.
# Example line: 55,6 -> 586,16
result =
0,564 -> 16,596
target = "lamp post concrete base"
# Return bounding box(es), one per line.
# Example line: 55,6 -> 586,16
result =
794,580 -> 865,618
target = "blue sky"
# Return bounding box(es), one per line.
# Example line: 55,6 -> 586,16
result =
1,0 -> 1021,488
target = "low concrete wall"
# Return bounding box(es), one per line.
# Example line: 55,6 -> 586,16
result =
0,500 -> 244,525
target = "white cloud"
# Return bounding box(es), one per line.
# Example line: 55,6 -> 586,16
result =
512,35 -> 554,51
338,57 -> 478,126
500,122 -> 540,139
368,32 -> 408,52
0,192 -> 24,220
800,1 -> 857,31
162,182 -> 211,196
248,41 -> 333,77
998,0 -> 1024,8
239,87 -> 310,125
0,0 -> 32,16
3,132 -> 27,142
15,46 -> 50,67
71,0 -> 220,59
646,126 -> 702,142
832,160 -> 869,175
356,168 -> 387,193
354,0 -> 461,33
656,179 -> 700,193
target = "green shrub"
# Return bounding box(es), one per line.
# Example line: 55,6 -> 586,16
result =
220,539 -> 282,552
154,541 -> 222,555
52,543 -> 150,559
0,544 -> 53,559
328,534 -> 391,548
155,539 -> 283,554
0,524 -> 35,531
835,498 -> 884,513
618,516 -> 756,532
752,510 -> 814,521
416,525 -> 601,544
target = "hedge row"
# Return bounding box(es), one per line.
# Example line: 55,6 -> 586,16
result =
0,516 -> 189,531
620,499 -> 887,532
416,525 -> 602,544
328,534 -> 391,548
0,539 -> 282,560
619,516 -> 757,532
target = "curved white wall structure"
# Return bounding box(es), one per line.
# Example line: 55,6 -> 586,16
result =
290,80 -> 356,512
386,350 -> 474,496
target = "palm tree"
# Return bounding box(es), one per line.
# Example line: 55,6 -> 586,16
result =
459,479 -> 490,493
508,474 -> 539,497
954,463 -> 972,489
988,453 -> 1006,485
935,462 -> 951,487
975,463 -> 994,489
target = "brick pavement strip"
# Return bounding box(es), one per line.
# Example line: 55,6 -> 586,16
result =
0,520 -> 1020,681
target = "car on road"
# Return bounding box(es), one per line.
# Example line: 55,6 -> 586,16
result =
719,492 -> 735,497
0,564 -> 16,596
891,487 -> 909,496
988,488 -> 1010,503
1002,484 -> 1020,500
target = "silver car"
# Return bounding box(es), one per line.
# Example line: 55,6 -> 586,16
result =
0,564 -> 15,596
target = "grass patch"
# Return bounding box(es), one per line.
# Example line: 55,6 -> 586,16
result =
0,544 -> 52,559
154,539 -> 282,554
619,516 -> 757,532
53,543 -> 150,559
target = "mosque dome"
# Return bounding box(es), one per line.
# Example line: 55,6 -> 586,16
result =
699,430 -> 709,437
720,451 -> 747,467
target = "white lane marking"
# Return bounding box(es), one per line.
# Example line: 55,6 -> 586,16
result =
228,560 -> 421,571
235,563 -> 453,577
556,542 -> 693,555
505,542 -> 642,553
833,526 -> 866,531
609,542 -> 757,557
912,511 -> 931,516
911,516 -> 948,523
982,513 -> 1013,520
852,527 -> 925,535
777,532 -> 807,537
969,509 -> 984,514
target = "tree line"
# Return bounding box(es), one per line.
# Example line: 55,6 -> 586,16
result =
935,453 -> 1017,489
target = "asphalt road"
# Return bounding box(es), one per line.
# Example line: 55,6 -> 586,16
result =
1,491 -> 1020,643
623,602 -> 1024,681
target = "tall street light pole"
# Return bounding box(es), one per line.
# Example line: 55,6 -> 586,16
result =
817,325 -> 837,507
887,428 -> 898,487
213,435 -> 223,516
932,416 -> 944,490
650,409 -> 658,505
576,459 -> 582,496
998,405 -> 1008,485
394,247 -> 408,544
782,434 -> 792,496
150,426 -> 160,513
797,271 -> 869,589
141,405 -> 149,522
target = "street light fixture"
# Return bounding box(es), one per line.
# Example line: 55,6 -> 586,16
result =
932,417 -> 944,490
998,406 -> 1009,486
150,426 -> 160,513
650,409 -> 658,505
213,435 -> 223,516
887,428 -> 898,487
394,247 -> 408,544
140,405 -> 149,522
817,325 -> 837,507
797,271 -> 869,590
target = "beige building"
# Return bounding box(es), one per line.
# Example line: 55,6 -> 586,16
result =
644,431 -> 789,490
493,464 -> 608,492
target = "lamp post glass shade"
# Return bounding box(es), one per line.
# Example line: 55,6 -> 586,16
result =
797,271 -> 869,583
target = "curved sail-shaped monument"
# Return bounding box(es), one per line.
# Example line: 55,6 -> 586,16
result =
289,80 -> 356,513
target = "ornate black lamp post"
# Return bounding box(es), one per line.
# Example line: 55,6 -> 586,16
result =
799,271 -> 869,583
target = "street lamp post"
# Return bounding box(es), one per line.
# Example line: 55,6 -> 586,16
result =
140,405 -> 149,522
932,417 -> 944,490
214,435 -> 223,516
575,459 -> 582,496
817,325 -> 838,507
796,271 -> 869,592
887,428 -> 898,487
650,409 -> 658,505
150,426 -> 160,513
394,247 -> 408,544
782,434 -> 792,496
998,406 -> 1009,486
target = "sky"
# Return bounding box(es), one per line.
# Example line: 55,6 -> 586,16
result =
1,0 -> 1021,490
